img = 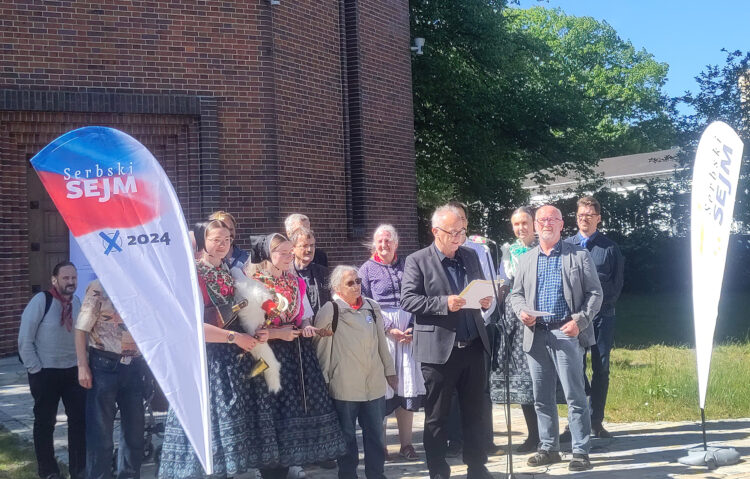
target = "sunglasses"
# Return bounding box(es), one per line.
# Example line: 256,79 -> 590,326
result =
345,278 -> 363,287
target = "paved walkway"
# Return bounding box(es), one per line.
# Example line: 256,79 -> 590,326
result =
2,356 -> 749,478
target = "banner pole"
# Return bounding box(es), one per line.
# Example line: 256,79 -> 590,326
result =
701,408 -> 707,451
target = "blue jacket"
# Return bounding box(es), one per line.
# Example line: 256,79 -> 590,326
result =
565,232 -> 624,315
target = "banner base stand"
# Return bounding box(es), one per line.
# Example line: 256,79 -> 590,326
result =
677,446 -> 740,469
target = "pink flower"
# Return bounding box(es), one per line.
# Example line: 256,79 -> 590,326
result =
220,285 -> 230,296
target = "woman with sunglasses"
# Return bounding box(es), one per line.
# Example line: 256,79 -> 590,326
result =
314,265 -> 397,479
242,234 -> 345,479
358,224 -> 425,461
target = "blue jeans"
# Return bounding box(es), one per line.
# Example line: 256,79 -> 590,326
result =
526,329 -> 590,455
85,349 -> 145,479
333,397 -> 386,479
586,313 -> 616,424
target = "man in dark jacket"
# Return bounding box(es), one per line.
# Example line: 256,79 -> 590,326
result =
290,227 -> 331,315
565,196 -> 624,439
401,204 -> 493,479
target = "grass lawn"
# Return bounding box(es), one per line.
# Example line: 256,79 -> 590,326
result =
0,425 -> 38,479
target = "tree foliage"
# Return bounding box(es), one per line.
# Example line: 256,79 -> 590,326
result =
410,1 -> 675,241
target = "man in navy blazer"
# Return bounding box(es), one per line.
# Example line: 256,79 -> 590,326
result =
401,204 -> 493,479
565,196 -> 624,439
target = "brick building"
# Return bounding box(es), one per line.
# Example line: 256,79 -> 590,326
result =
0,0 -> 418,356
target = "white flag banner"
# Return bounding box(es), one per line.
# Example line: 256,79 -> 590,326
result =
30,127 -> 213,474
691,121 -> 744,409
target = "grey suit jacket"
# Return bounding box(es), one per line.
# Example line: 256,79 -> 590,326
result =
400,244 -> 491,364
509,241 -> 603,353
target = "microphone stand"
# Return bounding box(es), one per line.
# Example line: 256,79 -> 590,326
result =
480,242 -> 517,479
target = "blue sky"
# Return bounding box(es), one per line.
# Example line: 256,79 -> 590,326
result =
515,0 -> 750,101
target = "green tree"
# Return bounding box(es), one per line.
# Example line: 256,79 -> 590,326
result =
410,2 -> 675,241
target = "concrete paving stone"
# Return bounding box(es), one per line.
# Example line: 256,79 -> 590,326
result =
3,356 -> 749,478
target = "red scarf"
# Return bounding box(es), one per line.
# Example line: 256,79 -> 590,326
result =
48,287 -> 73,332
373,252 -> 397,265
347,296 -> 364,310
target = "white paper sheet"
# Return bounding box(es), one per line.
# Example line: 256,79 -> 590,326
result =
459,279 -> 503,309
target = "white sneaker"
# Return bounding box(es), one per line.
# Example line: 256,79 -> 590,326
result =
288,466 -> 306,479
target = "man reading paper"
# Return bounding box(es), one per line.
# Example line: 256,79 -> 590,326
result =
401,204 -> 493,479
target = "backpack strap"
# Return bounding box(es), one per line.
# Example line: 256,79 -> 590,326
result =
331,301 -> 339,333
43,291 -> 53,317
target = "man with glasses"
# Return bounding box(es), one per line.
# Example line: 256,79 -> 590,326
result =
401,204 -> 494,479
509,205 -> 602,472
562,196 -> 624,440
291,227 -> 330,315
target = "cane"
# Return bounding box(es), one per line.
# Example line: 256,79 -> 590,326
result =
296,334 -> 308,413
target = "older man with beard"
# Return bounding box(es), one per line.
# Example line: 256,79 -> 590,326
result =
509,205 -> 602,472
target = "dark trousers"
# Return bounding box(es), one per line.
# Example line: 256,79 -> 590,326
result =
446,324 -> 496,449
585,313 -> 616,424
85,349 -> 145,479
28,367 -> 86,479
333,397 -> 386,479
421,340 -> 487,478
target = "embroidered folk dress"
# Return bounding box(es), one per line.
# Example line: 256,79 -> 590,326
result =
249,268 -> 346,467
359,255 -> 426,413
159,261 -> 277,478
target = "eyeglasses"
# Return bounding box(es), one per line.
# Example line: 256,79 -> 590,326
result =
536,217 -> 561,225
295,243 -> 316,250
577,214 -> 599,220
435,227 -> 467,239
345,278 -> 362,287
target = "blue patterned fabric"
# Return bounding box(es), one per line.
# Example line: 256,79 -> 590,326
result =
535,241 -> 570,323
158,343 -> 277,478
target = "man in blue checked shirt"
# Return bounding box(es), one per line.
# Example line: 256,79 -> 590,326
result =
509,205 -> 603,473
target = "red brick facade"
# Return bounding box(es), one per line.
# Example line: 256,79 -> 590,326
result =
0,0 -> 417,356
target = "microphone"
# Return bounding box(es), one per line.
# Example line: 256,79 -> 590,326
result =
469,235 -> 496,245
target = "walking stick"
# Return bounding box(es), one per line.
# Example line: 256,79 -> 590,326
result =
296,334 -> 308,413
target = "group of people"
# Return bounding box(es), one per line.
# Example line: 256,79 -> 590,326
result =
18,196 -> 623,479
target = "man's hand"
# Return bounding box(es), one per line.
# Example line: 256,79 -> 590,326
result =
386,375 -> 398,391
275,326 -> 302,342
389,328 -> 405,341
447,295 -> 466,312
479,296 -> 493,310
78,363 -> 92,389
560,320 -> 580,337
519,311 -> 537,327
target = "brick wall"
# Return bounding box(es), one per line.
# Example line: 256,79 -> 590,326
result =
0,0 -> 416,356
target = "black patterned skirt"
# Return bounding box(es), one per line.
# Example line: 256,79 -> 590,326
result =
158,343 -> 277,478
263,337 -> 346,467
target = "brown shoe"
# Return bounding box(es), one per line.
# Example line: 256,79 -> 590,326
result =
527,450 -> 562,467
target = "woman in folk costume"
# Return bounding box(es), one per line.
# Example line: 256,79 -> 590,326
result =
490,206 -> 541,453
242,233 -> 346,479
159,219 -> 275,478
358,224 -> 425,461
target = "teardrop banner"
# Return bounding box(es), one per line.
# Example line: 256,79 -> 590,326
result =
691,121 -> 744,447
30,126 -> 213,474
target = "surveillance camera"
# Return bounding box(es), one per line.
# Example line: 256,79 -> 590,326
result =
411,37 -> 425,55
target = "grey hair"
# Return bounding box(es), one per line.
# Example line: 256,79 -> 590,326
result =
289,226 -> 315,246
535,204 -> 563,219
371,224 -> 399,250
431,204 -> 463,228
284,213 -> 309,236
511,206 -> 535,221
329,265 -> 359,293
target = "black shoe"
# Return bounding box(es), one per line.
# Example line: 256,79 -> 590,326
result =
527,450 -> 562,467
445,442 -> 462,458
568,453 -> 592,471
466,465 -> 494,479
515,436 -> 539,453
316,459 -> 337,469
44,474 -> 62,479
592,423 -> 612,439
559,427 -> 572,443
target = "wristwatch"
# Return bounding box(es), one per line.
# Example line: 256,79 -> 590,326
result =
226,332 -> 236,344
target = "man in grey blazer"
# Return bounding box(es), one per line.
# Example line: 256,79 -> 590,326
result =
401,204 -> 494,479
509,205 -> 603,472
